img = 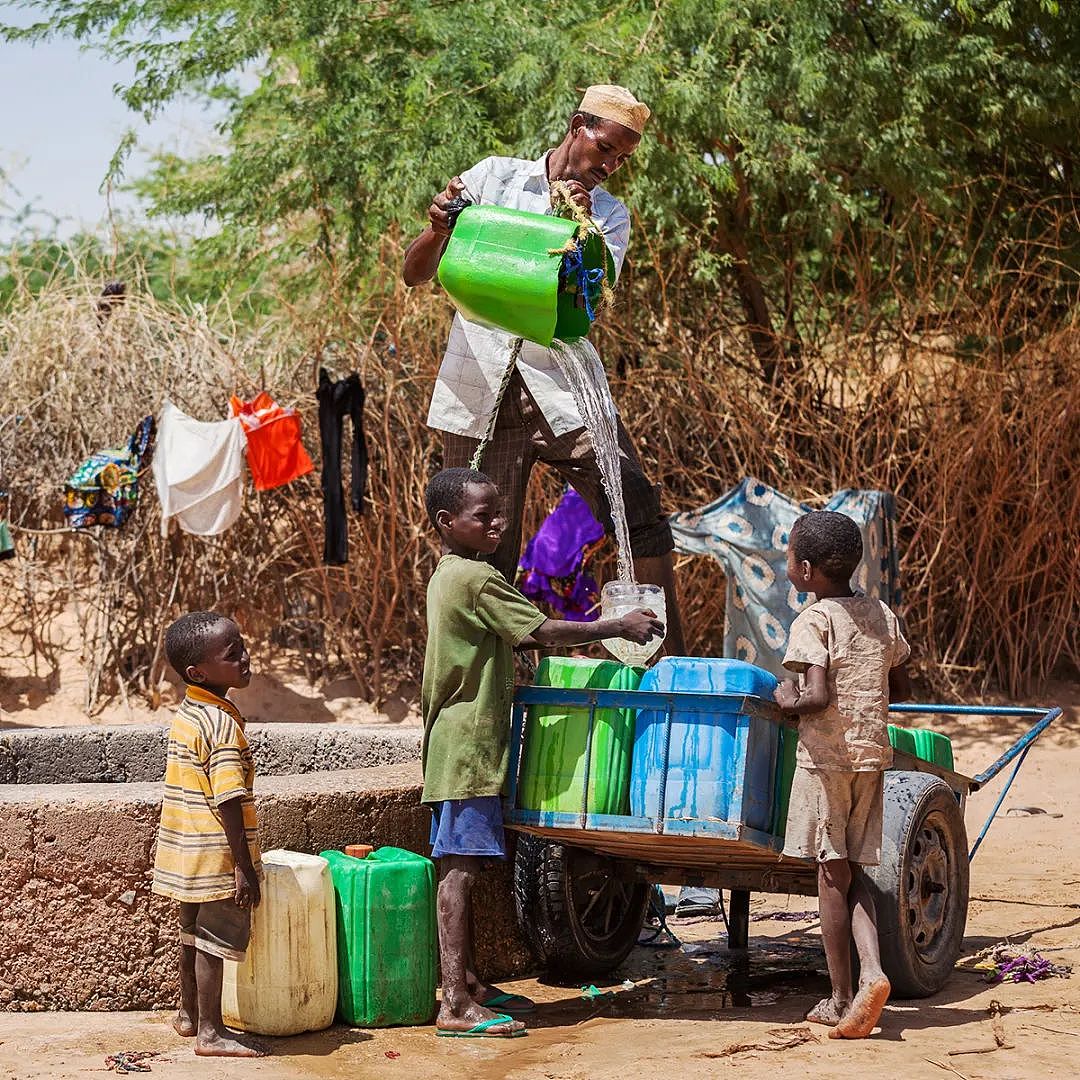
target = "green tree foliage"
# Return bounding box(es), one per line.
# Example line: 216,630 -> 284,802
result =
0,228 -> 275,314
7,1 -> 1078,365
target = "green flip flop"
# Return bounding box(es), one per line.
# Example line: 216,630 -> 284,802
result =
436,1013 -> 527,1039
481,991 -> 536,1014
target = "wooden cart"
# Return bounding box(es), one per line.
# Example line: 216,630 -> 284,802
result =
505,685 -> 1060,997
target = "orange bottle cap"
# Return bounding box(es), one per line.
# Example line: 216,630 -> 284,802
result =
344,844 -> 374,859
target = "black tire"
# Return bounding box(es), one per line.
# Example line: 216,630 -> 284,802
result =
512,837 -> 649,980
864,771 -> 969,998
512,831 -> 548,963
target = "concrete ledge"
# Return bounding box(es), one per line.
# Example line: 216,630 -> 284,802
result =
0,724 -> 421,784
0,763 -> 532,1011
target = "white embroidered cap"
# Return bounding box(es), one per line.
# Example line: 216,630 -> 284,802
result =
578,84 -> 651,135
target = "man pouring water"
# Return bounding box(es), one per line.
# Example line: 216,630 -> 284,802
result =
403,83 -> 686,657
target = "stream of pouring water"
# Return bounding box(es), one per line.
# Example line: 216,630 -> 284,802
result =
550,337 -> 636,585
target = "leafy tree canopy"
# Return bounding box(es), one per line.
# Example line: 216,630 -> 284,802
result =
6,1 -> 1078,349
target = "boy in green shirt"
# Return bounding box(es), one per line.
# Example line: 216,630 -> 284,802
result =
423,467 -> 662,1038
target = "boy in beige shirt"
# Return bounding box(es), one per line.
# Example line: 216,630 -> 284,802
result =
774,511 -> 911,1039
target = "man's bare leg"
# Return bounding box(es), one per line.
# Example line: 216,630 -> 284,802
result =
633,552 -> 686,656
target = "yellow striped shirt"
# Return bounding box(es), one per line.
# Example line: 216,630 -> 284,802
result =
151,686 -> 262,903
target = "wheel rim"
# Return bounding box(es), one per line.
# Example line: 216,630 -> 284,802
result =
903,810 -> 954,962
569,852 -> 636,946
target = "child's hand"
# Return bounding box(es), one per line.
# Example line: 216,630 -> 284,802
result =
234,864 -> 261,909
618,608 -> 665,645
774,680 -> 800,712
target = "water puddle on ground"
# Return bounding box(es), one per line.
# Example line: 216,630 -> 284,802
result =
532,938 -> 826,1025
616,940 -> 822,1018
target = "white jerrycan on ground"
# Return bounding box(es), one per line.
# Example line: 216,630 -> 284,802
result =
222,849 -> 338,1036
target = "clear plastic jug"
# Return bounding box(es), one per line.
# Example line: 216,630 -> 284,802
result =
600,581 -> 666,667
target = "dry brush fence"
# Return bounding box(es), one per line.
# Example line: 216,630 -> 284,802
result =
0,221 -> 1076,713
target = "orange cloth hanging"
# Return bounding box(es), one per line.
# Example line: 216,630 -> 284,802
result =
229,392 -> 314,491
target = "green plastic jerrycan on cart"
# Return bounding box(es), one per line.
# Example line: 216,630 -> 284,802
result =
913,728 -> 954,770
774,725 -> 955,840
518,655 -> 642,815
320,847 -> 436,1027
889,724 -> 954,770
888,724 -> 918,758
437,205 -> 615,346
771,726 -> 798,839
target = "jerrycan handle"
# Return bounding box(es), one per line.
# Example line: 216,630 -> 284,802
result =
444,195 -> 472,231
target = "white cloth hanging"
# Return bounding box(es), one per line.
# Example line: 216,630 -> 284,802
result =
153,400 -> 246,537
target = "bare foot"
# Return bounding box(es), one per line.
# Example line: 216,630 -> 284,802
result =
806,996 -> 848,1027
195,1029 -> 268,1057
436,999 -> 526,1036
171,1010 -> 197,1037
829,976 -> 890,1039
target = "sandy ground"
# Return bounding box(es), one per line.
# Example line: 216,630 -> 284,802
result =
0,684 -> 1077,1079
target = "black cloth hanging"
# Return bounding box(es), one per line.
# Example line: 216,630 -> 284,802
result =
317,368 -> 368,565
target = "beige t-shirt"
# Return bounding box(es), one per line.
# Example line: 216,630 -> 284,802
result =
783,595 -> 911,771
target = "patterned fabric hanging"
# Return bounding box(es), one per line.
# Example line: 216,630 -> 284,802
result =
63,415 -> 154,529
670,477 -> 901,678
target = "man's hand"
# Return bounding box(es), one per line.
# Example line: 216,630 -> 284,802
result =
234,864 -> 261,909
553,179 -> 592,217
617,608 -> 665,645
428,177 -> 465,238
774,679 -> 800,712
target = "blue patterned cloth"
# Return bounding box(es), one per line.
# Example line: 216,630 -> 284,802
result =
670,478 -> 901,679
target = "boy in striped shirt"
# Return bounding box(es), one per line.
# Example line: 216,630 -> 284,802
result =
151,612 -> 265,1058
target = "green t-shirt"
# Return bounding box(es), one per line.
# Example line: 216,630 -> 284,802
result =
421,555 -> 546,804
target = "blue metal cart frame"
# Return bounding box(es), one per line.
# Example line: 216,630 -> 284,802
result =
503,685 -> 1060,990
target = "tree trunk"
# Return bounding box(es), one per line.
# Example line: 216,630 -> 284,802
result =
717,158 -> 791,385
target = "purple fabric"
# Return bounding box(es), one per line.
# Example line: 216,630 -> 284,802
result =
517,488 -> 605,621
985,949 -> 1072,983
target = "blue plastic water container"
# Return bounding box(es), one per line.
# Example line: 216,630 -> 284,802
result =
629,658 -> 780,833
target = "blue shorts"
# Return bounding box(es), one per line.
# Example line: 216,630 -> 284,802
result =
428,796 -> 506,859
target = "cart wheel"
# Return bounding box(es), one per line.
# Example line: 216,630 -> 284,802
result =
512,832 -> 548,962
863,771 -> 969,998
513,838 -> 649,980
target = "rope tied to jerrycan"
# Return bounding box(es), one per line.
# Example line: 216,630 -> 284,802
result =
468,336 -> 524,472
548,180 -> 615,317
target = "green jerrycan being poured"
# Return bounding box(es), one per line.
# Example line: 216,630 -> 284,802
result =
320,847 -> 436,1027
437,205 -> 614,346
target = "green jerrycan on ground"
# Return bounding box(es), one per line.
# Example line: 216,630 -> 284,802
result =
437,205 -> 615,346
320,847 -> 436,1027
